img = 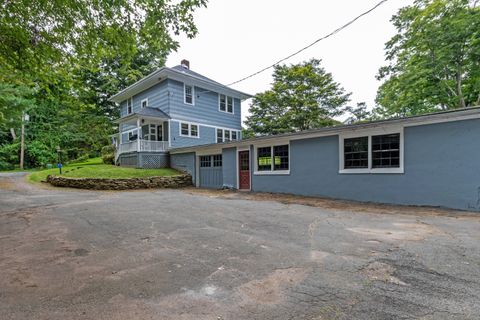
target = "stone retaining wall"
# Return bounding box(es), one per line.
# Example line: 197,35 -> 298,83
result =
46,174 -> 192,190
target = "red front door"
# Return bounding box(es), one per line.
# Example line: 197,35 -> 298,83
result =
238,150 -> 250,190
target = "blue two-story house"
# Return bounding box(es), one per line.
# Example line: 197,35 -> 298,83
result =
109,60 -> 252,168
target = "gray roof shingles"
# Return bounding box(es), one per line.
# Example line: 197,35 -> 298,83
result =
118,107 -> 170,121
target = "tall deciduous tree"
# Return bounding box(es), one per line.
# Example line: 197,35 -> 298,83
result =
0,0 -> 207,168
245,59 -> 351,135
375,0 -> 480,117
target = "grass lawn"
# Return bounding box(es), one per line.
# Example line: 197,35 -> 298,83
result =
28,157 -> 180,183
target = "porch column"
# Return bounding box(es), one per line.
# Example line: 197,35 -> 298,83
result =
119,123 -> 122,144
136,118 -> 141,152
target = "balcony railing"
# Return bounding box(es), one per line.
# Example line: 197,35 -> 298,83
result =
116,140 -> 169,161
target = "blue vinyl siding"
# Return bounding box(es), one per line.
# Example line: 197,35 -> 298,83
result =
167,79 -> 242,130
170,121 -> 217,148
250,118 -> 480,211
120,80 -> 169,117
222,147 -> 237,189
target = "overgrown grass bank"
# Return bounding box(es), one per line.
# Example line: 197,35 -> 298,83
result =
28,157 -> 180,183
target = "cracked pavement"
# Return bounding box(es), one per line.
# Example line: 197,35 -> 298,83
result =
1,172 -> 479,319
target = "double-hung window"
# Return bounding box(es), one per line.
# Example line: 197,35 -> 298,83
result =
340,129 -> 403,174
255,144 -> 289,174
224,130 -> 231,142
216,128 -> 239,143
184,84 -> 194,105
127,98 -> 133,114
179,122 -> 199,138
141,98 -> 148,108
219,94 -> 234,114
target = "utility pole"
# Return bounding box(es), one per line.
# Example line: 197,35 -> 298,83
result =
20,113 -> 29,170
20,118 -> 25,170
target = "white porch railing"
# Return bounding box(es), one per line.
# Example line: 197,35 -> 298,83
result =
115,140 -> 169,162
139,140 -> 169,152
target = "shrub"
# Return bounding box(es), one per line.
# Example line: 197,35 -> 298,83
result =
101,144 -> 115,165
0,160 -> 14,171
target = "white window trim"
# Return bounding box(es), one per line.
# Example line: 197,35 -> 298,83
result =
140,98 -> 148,108
339,126 -> 404,174
253,143 -> 290,175
127,97 -> 133,114
218,94 -> 234,114
184,83 -> 195,105
179,121 -> 200,138
216,128 -> 240,143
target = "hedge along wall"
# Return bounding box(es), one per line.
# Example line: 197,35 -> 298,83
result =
46,174 -> 192,190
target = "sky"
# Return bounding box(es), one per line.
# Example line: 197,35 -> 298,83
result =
166,0 -> 413,123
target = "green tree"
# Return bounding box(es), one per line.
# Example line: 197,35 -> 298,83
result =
375,0 -> 480,117
0,0 -> 207,168
245,59 -> 350,135
344,102 -> 373,124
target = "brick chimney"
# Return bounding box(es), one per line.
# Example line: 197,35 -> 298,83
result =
181,59 -> 190,69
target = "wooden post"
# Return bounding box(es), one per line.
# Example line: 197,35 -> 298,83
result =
137,118 -> 141,152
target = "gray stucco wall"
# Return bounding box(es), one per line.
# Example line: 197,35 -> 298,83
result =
222,147 -> 237,189
171,152 -> 196,184
251,118 -> 480,211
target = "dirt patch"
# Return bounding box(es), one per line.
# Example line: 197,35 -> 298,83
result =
236,268 -> 308,304
186,188 -> 478,219
362,261 -> 408,286
347,222 -> 441,242
0,177 -> 16,190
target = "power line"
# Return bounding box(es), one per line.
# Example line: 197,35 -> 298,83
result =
227,0 -> 390,87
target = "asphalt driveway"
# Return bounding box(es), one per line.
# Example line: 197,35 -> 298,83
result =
1,172 -> 479,319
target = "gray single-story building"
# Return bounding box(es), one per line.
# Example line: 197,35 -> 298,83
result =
170,107 -> 480,212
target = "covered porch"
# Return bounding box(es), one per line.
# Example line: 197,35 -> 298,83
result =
114,108 -> 170,166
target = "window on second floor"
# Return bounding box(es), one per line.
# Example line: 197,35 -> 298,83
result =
219,94 -> 234,114
127,98 -> 133,114
184,84 -> 194,105
141,98 -> 148,108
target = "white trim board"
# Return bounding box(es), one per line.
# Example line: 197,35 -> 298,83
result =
338,126 -> 404,174
253,143 -> 291,176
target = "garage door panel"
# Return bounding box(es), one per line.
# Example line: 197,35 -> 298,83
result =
199,155 -> 223,189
